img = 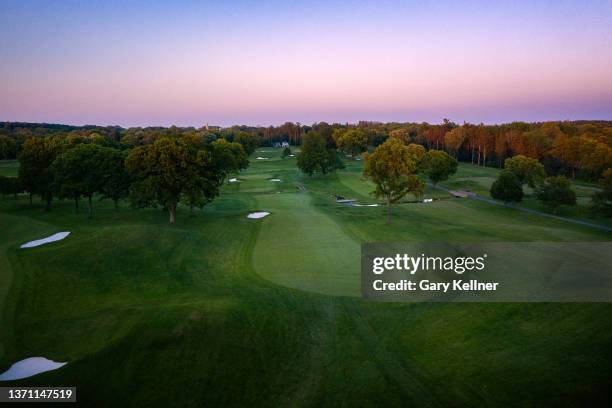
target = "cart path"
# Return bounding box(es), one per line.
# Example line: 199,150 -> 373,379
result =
431,184 -> 612,232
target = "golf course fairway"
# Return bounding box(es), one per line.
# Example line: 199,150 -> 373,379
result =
1,150 -> 611,407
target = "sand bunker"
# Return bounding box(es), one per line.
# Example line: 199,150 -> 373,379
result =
256,157 -> 269,160
336,197 -> 378,207
229,178 -> 240,183
0,357 -> 66,381
269,179 -> 281,182
21,232 -> 70,249
247,212 -> 270,219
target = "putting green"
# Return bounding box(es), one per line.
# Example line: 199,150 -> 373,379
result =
252,192 -> 361,297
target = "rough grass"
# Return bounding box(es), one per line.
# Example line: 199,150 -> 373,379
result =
0,150 -> 611,407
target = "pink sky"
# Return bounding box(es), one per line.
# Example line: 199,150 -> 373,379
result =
1,1 -> 611,127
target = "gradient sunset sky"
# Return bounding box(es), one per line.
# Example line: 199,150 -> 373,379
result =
1,0 -> 611,127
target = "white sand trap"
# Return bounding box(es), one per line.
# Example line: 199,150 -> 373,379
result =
0,357 -> 66,381
229,178 -> 240,183
269,179 -> 281,182
353,204 -> 379,207
423,198 -> 433,203
289,154 -> 295,157
247,212 -> 270,219
256,157 -> 269,160
21,232 -> 70,249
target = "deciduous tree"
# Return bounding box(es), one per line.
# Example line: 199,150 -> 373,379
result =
18,137 -> 62,209
591,168 -> 612,216
535,176 -> 576,214
297,132 -> 344,176
0,136 -> 17,159
333,129 -> 368,159
490,170 -> 524,204
52,143 -> 108,218
98,148 -> 131,216
126,138 -> 221,223
504,155 -> 546,188
234,131 -> 258,155
212,139 -> 249,183
363,138 -> 423,224
425,150 -> 458,188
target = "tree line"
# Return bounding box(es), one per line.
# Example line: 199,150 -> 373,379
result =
2,120 -> 610,181
0,132 -> 248,223
1,120 -> 610,221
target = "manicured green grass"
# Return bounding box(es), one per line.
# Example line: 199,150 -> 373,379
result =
0,149 -> 611,407
0,160 -> 18,177
440,163 -> 611,227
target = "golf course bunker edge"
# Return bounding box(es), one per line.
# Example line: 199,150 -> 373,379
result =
0,357 -> 67,381
247,212 -> 270,219
20,232 -> 71,249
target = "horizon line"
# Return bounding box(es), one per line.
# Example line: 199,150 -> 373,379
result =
3,117 -> 612,130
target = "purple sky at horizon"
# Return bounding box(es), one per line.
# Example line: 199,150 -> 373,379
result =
1,0 -> 612,128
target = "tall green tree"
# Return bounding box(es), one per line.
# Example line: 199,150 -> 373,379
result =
490,170 -> 524,204
425,150 -> 458,188
98,148 -> 131,216
405,143 -> 428,173
591,168 -> 612,216
234,131 -> 258,155
126,137 -> 221,223
504,155 -> 546,188
183,147 -> 220,216
18,137 -> 62,209
312,122 -> 335,148
363,138 -> 423,224
52,143 -> 108,218
535,176 -> 576,214
297,132 -> 344,176
52,151 -> 85,213
333,129 -> 368,159
212,139 -> 249,183
0,135 -> 17,159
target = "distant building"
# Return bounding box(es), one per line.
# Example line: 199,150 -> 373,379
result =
203,123 -> 221,131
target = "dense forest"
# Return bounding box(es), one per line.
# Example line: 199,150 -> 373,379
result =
1,120 -> 610,181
